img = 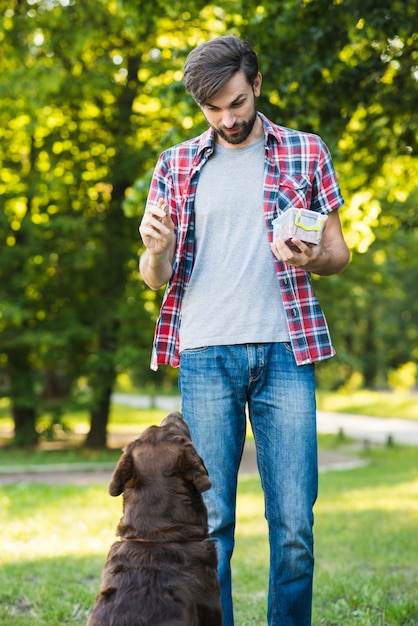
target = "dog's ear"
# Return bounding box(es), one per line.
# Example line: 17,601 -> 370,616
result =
108,451 -> 135,496
175,441 -> 212,493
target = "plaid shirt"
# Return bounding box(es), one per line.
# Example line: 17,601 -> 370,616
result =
146,113 -> 344,370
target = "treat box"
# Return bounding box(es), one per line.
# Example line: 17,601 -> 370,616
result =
272,208 -> 327,245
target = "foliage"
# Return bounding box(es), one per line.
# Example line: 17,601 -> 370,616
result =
0,0 -> 417,445
388,362 -> 418,392
243,0 -> 418,387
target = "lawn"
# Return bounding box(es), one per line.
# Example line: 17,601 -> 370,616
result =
316,389 -> 418,420
1,443 -> 418,625
0,389 -> 416,468
0,392 -> 417,624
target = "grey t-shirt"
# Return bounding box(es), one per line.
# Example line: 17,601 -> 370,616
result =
179,137 -> 289,351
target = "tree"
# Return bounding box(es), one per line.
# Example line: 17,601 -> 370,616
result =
239,0 -> 417,386
1,1 -> 150,444
0,0 -> 225,445
1,0 -> 416,447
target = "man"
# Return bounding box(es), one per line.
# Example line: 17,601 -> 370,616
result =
139,35 -> 349,626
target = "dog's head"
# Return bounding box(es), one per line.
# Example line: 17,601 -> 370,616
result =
108,411 -> 211,497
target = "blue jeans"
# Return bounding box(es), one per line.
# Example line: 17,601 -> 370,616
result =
179,343 -> 318,626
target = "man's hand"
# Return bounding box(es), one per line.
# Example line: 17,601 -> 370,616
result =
139,198 -> 175,255
271,236 -> 316,264
271,210 -> 350,276
139,198 -> 176,290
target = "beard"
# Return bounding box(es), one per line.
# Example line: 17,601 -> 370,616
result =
212,108 -> 258,146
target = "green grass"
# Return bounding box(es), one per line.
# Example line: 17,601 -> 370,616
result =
0,389 -> 416,467
0,398 -> 166,435
1,444 -> 418,625
0,389 -> 417,440
0,403 -> 167,466
313,445 -> 418,625
316,389 -> 418,420
0,398 -> 168,433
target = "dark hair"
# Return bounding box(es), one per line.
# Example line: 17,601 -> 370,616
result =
183,36 -> 259,105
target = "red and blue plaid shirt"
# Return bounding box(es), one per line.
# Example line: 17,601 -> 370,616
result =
145,113 -> 344,370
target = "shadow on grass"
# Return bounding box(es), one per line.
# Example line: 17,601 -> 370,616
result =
0,547 -> 271,626
0,555 -> 102,626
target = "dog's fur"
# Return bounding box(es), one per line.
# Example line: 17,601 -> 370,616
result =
87,411 -> 222,626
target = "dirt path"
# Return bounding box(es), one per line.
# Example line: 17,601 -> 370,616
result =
0,441 -> 366,485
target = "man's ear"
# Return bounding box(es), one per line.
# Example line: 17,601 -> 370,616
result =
253,72 -> 262,97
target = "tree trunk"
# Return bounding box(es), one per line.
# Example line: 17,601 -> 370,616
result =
7,347 -> 38,446
363,318 -> 377,388
85,384 -> 112,448
12,405 -> 38,446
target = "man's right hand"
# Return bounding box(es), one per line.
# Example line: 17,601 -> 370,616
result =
139,198 -> 175,255
139,198 -> 176,290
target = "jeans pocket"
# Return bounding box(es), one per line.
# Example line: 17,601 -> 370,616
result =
180,346 -> 210,355
282,341 -> 294,354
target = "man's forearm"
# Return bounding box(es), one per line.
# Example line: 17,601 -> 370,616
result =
272,210 -> 350,276
139,249 -> 174,291
305,241 -> 350,276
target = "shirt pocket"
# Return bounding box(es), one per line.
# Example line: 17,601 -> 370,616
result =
277,174 -> 312,212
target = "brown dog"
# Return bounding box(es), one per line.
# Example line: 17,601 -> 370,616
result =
87,411 -> 222,626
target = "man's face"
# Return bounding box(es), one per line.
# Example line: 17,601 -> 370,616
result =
201,70 -> 262,148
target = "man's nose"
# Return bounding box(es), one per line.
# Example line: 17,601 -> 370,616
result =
222,111 -> 237,128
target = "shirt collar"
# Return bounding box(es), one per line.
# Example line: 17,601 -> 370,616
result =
195,112 -> 283,158
196,127 -> 216,159
258,112 -> 283,146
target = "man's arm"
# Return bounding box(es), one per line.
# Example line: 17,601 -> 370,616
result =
271,209 -> 350,276
139,198 -> 176,290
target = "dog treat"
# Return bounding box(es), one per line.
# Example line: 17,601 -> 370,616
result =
272,208 -> 327,245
